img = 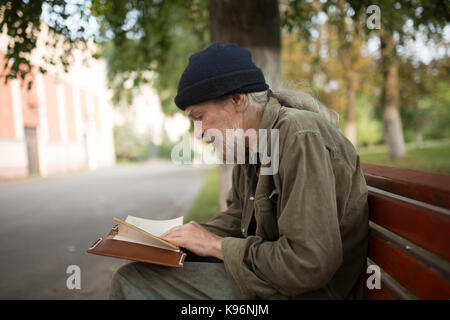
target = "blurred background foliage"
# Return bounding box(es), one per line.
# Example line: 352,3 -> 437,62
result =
91,0 -> 209,115
1,0 -> 449,163
113,122 -> 152,162
113,122 -> 187,162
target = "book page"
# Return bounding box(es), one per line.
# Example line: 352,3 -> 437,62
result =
124,215 -> 183,237
113,235 -> 180,252
113,220 -> 181,252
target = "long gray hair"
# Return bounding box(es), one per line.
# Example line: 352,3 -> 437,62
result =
247,89 -> 340,128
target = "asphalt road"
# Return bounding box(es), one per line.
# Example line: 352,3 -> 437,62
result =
0,162 -> 211,299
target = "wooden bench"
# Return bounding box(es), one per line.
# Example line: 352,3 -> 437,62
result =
361,163 -> 450,300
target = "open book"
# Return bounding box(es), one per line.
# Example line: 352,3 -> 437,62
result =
87,215 -> 187,268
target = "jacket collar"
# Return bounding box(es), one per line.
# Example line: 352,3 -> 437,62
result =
247,97 -> 280,169
242,97 -> 281,167
259,97 -> 281,131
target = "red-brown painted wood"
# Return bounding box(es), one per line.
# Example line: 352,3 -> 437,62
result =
364,284 -> 397,300
368,192 -> 450,261
362,163 -> 450,209
368,233 -> 450,300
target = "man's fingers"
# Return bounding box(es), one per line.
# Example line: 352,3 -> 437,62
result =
161,221 -> 199,238
161,227 -> 188,243
161,234 -> 187,249
161,230 -> 179,239
161,225 -> 183,238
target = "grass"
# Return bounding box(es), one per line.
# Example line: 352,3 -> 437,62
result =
186,139 -> 450,222
185,165 -> 221,223
358,139 -> 450,174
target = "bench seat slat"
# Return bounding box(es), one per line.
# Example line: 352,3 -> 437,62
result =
368,191 -> 450,261
368,232 -> 450,299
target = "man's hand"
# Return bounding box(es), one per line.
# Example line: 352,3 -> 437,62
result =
161,221 -> 224,260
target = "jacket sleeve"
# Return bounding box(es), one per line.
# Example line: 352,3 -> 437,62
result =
221,131 -> 343,299
200,165 -> 244,238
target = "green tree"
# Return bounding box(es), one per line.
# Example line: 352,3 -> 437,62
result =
399,57 -> 450,145
0,0 -> 208,114
347,0 -> 449,159
114,122 -> 151,162
356,96 -> 383,148
0,0 -> 94,86
92,0 -> 209,115
325,0 -> 374,146
282,1 -> 377,146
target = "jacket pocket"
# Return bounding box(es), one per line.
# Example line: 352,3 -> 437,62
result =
255,193 -> 279,240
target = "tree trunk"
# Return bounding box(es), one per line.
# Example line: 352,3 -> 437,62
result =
415,126 -> 423,148
380,33 -> 406,159
344,72 -> 357,146
208,0 -> 281,210
335,6 -> 359,148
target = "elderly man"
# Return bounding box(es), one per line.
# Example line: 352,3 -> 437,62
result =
109,42 -> 369,300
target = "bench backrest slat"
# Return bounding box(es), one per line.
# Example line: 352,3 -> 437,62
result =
364,287 -> 397,300
365,258 -> 409,300
368,188 -> 450,261
362,163 -> 450,300
362,163 -> 450,209
369,225 -> 450,299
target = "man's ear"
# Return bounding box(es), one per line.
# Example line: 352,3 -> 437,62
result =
231,93 -> 246,113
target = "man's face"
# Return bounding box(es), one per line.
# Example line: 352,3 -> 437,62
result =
185,94 -> 246,162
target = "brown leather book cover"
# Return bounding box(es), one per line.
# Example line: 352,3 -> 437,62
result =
87,225 -> 187,268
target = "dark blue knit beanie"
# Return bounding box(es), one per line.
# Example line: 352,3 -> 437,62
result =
174,42 -> 269,110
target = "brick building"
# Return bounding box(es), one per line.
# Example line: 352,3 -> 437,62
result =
0,50 -> 115,179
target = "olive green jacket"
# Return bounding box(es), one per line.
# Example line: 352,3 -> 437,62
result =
202,98 -> 369,300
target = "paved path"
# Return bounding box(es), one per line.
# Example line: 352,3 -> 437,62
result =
0,162 -> 211,299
